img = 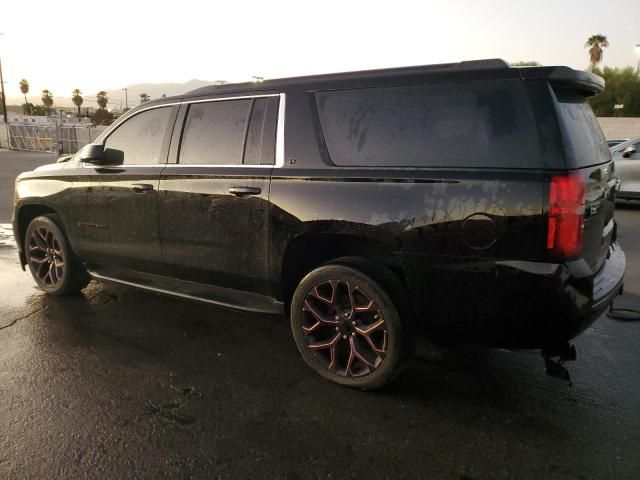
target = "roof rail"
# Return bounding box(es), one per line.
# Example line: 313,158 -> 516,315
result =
455,59 -> 511,70
183,59 -> 513,96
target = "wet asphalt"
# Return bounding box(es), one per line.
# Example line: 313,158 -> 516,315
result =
0,150 -> 639,479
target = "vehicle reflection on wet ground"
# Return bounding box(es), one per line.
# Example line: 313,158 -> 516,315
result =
1,151 -> 639,479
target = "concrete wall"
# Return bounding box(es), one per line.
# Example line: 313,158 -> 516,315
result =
597,117 -> 640,140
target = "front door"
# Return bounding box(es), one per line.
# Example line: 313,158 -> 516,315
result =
159,95 -> 279,296
72,105 -> 178,274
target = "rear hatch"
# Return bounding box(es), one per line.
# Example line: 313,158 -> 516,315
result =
552,87 -> 616,272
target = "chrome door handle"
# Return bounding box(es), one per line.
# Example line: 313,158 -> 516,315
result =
228,186 -> 261,197
131,183 -> 154,193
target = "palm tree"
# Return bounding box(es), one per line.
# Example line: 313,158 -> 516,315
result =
96,91 -> 108,110
41,90 -> 54,114
585,34 -> 609,71
72,89 -> 83,117
139,93 -> 150,103
19,79 -> 29,104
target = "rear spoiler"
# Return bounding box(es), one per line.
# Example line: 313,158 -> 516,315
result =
517,66 -> 605,97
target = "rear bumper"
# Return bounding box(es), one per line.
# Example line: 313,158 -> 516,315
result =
592,243 -> 625,310
401,243 -> 625,348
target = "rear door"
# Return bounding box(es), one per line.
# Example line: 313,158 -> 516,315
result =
158,95 -> 280,296
554,89 -> 616,272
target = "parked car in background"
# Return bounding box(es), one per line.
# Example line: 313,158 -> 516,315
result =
610,138 -> 640,201
607,139 -> 630,148
12,60 -> 625,389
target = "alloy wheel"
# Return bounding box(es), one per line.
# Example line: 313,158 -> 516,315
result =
27,226 -> 65,287
300,279 -> 388,377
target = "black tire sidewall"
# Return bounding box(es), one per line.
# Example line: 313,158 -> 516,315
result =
25,216 -> 76,295
290,264 -> 404,390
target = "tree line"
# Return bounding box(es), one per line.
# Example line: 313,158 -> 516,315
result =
16,80 -> 153,125
588,67 -> 640,116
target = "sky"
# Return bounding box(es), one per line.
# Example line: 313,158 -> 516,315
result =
1,0 -> 639,105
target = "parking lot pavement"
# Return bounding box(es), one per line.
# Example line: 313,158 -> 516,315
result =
1,152 -> 639,479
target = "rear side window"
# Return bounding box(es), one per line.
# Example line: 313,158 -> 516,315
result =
179,99 -> 252,165
315,81 -> 542,168
554,90 -> 610,167
244,97 -> 279,165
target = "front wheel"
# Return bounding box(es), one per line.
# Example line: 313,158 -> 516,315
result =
24,215 -> 90,295
290,263 -> 408,389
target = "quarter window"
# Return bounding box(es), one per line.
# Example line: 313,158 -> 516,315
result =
179,99 -> 252,165
103,106 -> 174,165
315,82 -> 542,168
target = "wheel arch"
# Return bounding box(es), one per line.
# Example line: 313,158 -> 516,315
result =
16,203 -> 58,268
279,232 -> 405,307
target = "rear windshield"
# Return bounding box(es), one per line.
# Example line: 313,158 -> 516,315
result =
315,80 -> 543,168
554,90 -> 610,168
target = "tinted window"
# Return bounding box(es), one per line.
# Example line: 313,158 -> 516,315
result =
244,97 -> 279,165
103,107 -> 174,165
179,99 -> 252,165
555,91 -> 610,167
315,81 -> 542,168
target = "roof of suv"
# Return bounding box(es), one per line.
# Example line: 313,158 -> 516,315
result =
134,59 -> 604,111
185,59 -> 512,96
184,59 -> 604,98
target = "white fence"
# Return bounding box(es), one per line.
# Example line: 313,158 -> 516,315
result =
4,124 -> 107,154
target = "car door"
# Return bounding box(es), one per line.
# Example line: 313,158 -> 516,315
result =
158,95 -> 280,296
72,104 -> 179,274
613,139 -> 640,195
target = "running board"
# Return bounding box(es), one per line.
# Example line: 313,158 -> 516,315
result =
88,269 -> 284,315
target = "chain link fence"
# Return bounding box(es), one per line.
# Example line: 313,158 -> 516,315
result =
4,124 -> 108,154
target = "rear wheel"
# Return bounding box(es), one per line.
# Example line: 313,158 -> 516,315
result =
24,215 -> 90,295
290,262 -> 409,389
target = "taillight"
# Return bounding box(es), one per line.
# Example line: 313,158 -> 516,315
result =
546,174 -> 585,259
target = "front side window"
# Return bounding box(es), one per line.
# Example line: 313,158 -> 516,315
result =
103,106 -> 174,165
179,99 -> 253,165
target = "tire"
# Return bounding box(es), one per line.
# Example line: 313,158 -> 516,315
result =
24,215 -> 90,295
290,261 -> 411,389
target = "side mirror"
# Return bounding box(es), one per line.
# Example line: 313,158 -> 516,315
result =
622,146 -> 637,158
79,144 -> 106,164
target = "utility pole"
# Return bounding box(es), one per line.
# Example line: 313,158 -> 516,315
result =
0,57 -> 9,149
123,88 -> 129,109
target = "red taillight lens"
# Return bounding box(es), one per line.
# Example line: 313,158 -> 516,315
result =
547,174 -> 585,259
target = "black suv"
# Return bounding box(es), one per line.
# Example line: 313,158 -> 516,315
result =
12,59 -> 625,389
